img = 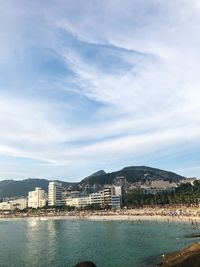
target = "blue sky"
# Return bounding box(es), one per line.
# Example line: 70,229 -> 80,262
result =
0,0 -> 200,181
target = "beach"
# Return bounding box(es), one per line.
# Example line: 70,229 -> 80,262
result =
1,207 -> 200,225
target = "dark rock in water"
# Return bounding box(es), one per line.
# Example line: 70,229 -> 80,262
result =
158,242 -> 200,267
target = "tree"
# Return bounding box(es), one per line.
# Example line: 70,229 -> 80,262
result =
124,189 -> 143,207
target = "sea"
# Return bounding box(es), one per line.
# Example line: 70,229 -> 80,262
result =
0,218 -> 200,267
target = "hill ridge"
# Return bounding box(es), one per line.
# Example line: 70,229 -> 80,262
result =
79,165 -> 185,186
0,166 -> 185,198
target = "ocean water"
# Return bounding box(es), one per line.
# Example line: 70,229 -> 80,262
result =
0,219 -> 199,267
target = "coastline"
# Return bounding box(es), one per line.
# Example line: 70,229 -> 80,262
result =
1,207 -> 200,224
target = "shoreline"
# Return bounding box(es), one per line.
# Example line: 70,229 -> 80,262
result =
1,208 -> 200,224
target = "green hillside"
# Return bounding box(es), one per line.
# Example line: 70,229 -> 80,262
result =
0,166 -> 185,198
80,166 -> 185,186
0,179 -> 75,198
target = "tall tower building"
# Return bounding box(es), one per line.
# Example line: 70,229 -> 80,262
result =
48,182 -> 63,206
115,176 -> 127,206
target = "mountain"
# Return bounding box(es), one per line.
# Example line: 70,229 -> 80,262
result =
0,178 -> 75,199
0,166 -> 185,198
88,170 -> 106,177
79,166 -> 185,186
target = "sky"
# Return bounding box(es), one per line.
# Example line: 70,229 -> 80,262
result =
0,0 -> 200,181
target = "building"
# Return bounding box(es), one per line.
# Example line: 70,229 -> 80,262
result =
66,198 -> 79,207
103,186 -> 114,207
28,187 -> 47,209
113,186 -> 122,196
103,186 -> 122,208
63,185 -> 122,209
111,195 -> 122,209
48,182 -> 63,206
142,180 -> 176,195
66,197 -> 90,208
70,191 -> 81,198
90,192 -> 104,206
0,201 -> 12,211
0,198 -> 27,211
115,177 -> 127,205
150,180 -> 170,189
12,198 -> 27,210
61,191 -> 71,201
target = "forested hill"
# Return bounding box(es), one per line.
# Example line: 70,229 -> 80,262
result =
79,166 -> 185,186
0,179 -> 75,198
0,166 -> 185,198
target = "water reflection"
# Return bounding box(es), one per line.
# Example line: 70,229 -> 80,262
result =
27,218 -> 40,228
25,219 -> 46,266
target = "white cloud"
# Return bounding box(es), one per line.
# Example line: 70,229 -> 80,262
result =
0,1 -> 200,179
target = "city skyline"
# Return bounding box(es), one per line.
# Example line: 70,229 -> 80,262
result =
0,1 -> 200,181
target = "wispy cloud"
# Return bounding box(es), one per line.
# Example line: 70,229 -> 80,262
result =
0,1 -> 200,179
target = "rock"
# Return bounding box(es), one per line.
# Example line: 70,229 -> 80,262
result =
158,242 -> 200,267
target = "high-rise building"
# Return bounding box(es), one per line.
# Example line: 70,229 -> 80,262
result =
113,186 -> 122,196
28,187 -> 47,209
115,176 -> 127,206
48,182 -> 63,206
103,186 -> 122,208
103,186 -> 113,207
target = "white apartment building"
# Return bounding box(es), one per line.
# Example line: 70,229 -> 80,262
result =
66,197 -> 90,208
113,186 -> 122,196
64,186 -> 122,209
48,181 -> 63,206
66,198 -> 79,207
12,198 -> 27,210
0,201 -> 12,210
0,198 -> 27,211
28,187 -> 47,209
90,192 -> 104,206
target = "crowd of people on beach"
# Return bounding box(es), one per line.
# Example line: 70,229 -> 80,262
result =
1,206 -> 200,223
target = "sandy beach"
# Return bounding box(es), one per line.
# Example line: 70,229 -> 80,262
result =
1,207 -> 200,225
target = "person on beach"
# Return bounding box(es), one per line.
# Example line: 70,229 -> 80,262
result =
74,261 -> 97,267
